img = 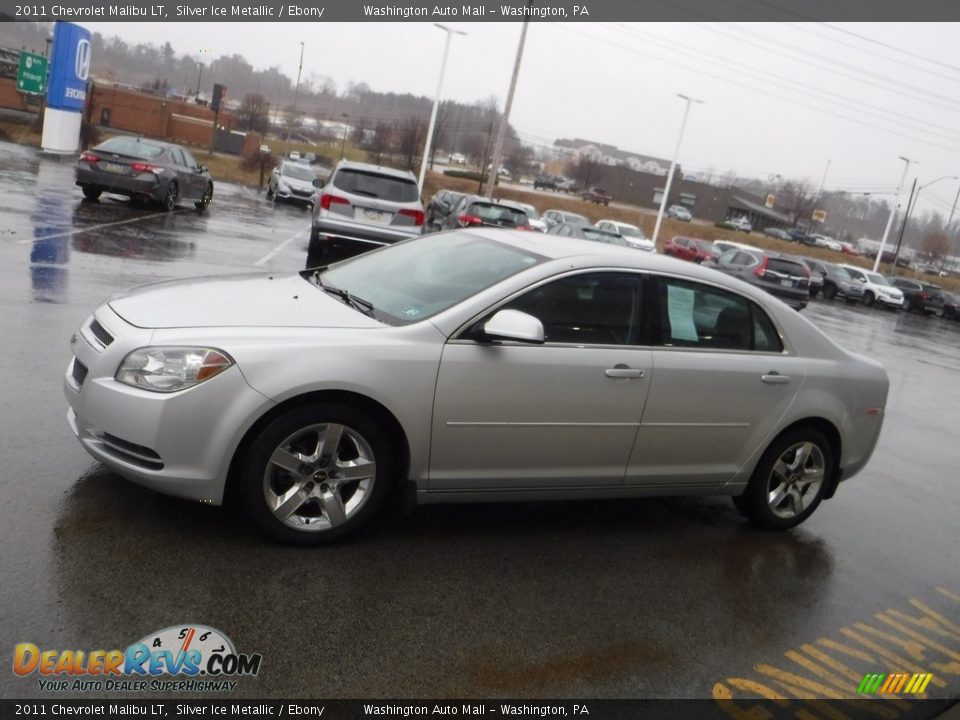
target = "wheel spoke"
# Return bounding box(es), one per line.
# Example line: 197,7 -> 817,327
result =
318,424 -> 344,465
772,459 -> 790,481
335,458 -> 376,484
269,447 -> 305,476
791,443 -> 812,472
320,486 -> 347,527
769,483 -> 789,509
787,486 -> 803,514
273,483 -> 311,521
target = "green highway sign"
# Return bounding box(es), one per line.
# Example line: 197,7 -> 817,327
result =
17,51 -> 48,96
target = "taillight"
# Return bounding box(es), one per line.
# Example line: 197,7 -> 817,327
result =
130,162 -> 162,174
920,292 -> 929,300
753,256 -> 770,277
320,194 -> 350,210
458,214 -> 484,227
80,152 -> 99,163
399,208 -> 425,226
516,225 -> 536,231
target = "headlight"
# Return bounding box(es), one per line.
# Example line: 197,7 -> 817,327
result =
116,347 -> 234,393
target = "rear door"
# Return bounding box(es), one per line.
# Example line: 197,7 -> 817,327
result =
626,275 -> 806,488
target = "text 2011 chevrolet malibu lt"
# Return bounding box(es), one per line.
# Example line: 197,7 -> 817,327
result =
65,230 -> 889,545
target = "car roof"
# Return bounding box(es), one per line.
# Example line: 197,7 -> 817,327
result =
333,159 -> 416,181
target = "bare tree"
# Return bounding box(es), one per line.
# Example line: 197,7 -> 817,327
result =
779,178 -> 819,225
396,116 -> 426,172
566,155 -> 603,189
236,93 -> 270,134
920,232 -> 949,263
366,122 -> 394,165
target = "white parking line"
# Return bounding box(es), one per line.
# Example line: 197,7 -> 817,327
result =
15,210 -> 186,244
254,228 -> 307,266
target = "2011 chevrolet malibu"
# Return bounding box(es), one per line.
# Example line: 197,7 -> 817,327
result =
64,231 -> 889,545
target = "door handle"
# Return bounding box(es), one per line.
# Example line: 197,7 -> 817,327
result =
761,372 -> 791,384
605,365 -> 645,379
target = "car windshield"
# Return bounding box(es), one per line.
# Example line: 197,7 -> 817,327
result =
831,266 -> 851,279
96,137 -> 165,159
332,169 -> 419,202
564,213 -> 589,224
694,239 -> 716,253
767,258 -> 807,276
282,164 -> 316,181
315,235 -> 544,324
617,225 -> 646,239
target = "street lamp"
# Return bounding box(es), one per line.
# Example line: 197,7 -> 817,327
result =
890,175 -> 958,271
339,113 -> 349,161
873,156 -> 915,272
418,24 -> 467,193
651,94 -> 703,246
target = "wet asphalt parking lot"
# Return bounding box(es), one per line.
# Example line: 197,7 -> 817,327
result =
1,141 -> 958,712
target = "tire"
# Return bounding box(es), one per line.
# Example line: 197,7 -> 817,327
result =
862,291 -> 874,307
195,183 -> 212,211
81,185 -> 102,200
239,402 -> 395,545
822,283 -> 837,300
265,186 -> 274,200
162,181 -> 178,212
734,427 -> 833,531
903,298 -> 913,312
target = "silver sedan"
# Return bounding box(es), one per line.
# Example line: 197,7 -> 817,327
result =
64,230 -> 889,545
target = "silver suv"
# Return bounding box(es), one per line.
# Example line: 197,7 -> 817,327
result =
309,161 -> 425,265
267,160 -> 320,208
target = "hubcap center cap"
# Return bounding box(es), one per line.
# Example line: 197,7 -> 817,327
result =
313,470 -> 327,482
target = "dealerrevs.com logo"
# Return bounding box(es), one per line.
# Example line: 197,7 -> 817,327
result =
13,625 -> 262,693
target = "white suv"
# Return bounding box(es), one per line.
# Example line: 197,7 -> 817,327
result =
839,264 -> 904,309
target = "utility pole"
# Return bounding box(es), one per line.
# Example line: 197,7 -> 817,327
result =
890,178 -> 917,273
485,20 -> 529,199
873,156 -> 915,272
478,121 -> 494,193
287,41 -> 304,141
817,159 -> 831,200
941,183 -> 960,274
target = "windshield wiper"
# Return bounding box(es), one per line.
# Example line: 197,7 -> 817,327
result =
311,273 -> 375,317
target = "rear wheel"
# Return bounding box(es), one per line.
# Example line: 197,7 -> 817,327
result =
162,182 -> 178,212
823,283 -> 837,300
81,185 -> 101,200
862,291 -> 874,306
735,428 -> 833,530
903,297 -> 913,312
239,403 -> 395,545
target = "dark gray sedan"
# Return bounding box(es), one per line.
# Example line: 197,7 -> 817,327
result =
76,136 -> 213,211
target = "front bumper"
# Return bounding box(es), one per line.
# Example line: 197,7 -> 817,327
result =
64,308 -> 273,505
875,293 -> 903,308
274,184 -> 317,206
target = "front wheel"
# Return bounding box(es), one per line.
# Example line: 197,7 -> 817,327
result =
195,183 -> 213,211
903,298 -> 913,312
239,403 -> 395,545
734,427 -> 833,530
822,284 -> 837,300
862,292 -> 874,307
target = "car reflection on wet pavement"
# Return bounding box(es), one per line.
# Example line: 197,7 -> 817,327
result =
0,141 -> 958,708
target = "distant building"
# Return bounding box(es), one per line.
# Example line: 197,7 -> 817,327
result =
553,137 -> 670,175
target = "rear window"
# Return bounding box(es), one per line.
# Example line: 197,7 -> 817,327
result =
564,213 -> 589,224
766,258 -> 807,276
96,137 -> 165,159
332,169 -> 418,203
468,203 -> 529,227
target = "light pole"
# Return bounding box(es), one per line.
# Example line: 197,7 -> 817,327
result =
287,41 -> 304,141
338,113 -> 349,161
890,175 -> 958,272
418,24 -> 466,193
873,156 -> 915,272
652,93 -> 703,246
940,183 -> 960,274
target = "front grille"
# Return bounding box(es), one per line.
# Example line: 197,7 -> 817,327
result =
290,187 -> 313,197
71,358 -> 88,386
89,319 -> 114,348
100,433 -> 164,470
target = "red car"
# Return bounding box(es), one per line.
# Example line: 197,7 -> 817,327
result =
664,236 -> 719,263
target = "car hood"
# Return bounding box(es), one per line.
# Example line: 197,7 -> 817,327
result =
109,273 -> 383,329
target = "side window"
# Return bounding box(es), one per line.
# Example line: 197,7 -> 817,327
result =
501,272 -> 642,346
654,277 -> 782,352
557,224 -> 572,237
718,249 -> 738,264
171,148 -> 186,167
181,149 -> 199,169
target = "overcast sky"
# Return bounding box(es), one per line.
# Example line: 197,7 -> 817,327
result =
79,21 -> 960,219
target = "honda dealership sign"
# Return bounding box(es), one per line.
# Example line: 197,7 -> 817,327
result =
41,22 -> 92,154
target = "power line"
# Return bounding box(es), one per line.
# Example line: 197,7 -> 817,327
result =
818,23 -> 960,76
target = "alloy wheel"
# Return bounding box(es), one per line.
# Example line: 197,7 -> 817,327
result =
766,441 -> 825,519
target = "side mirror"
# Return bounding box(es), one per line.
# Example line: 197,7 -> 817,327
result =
482,309 -> 544,344
313,178 -> 322,188
197,165 -> 207,174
